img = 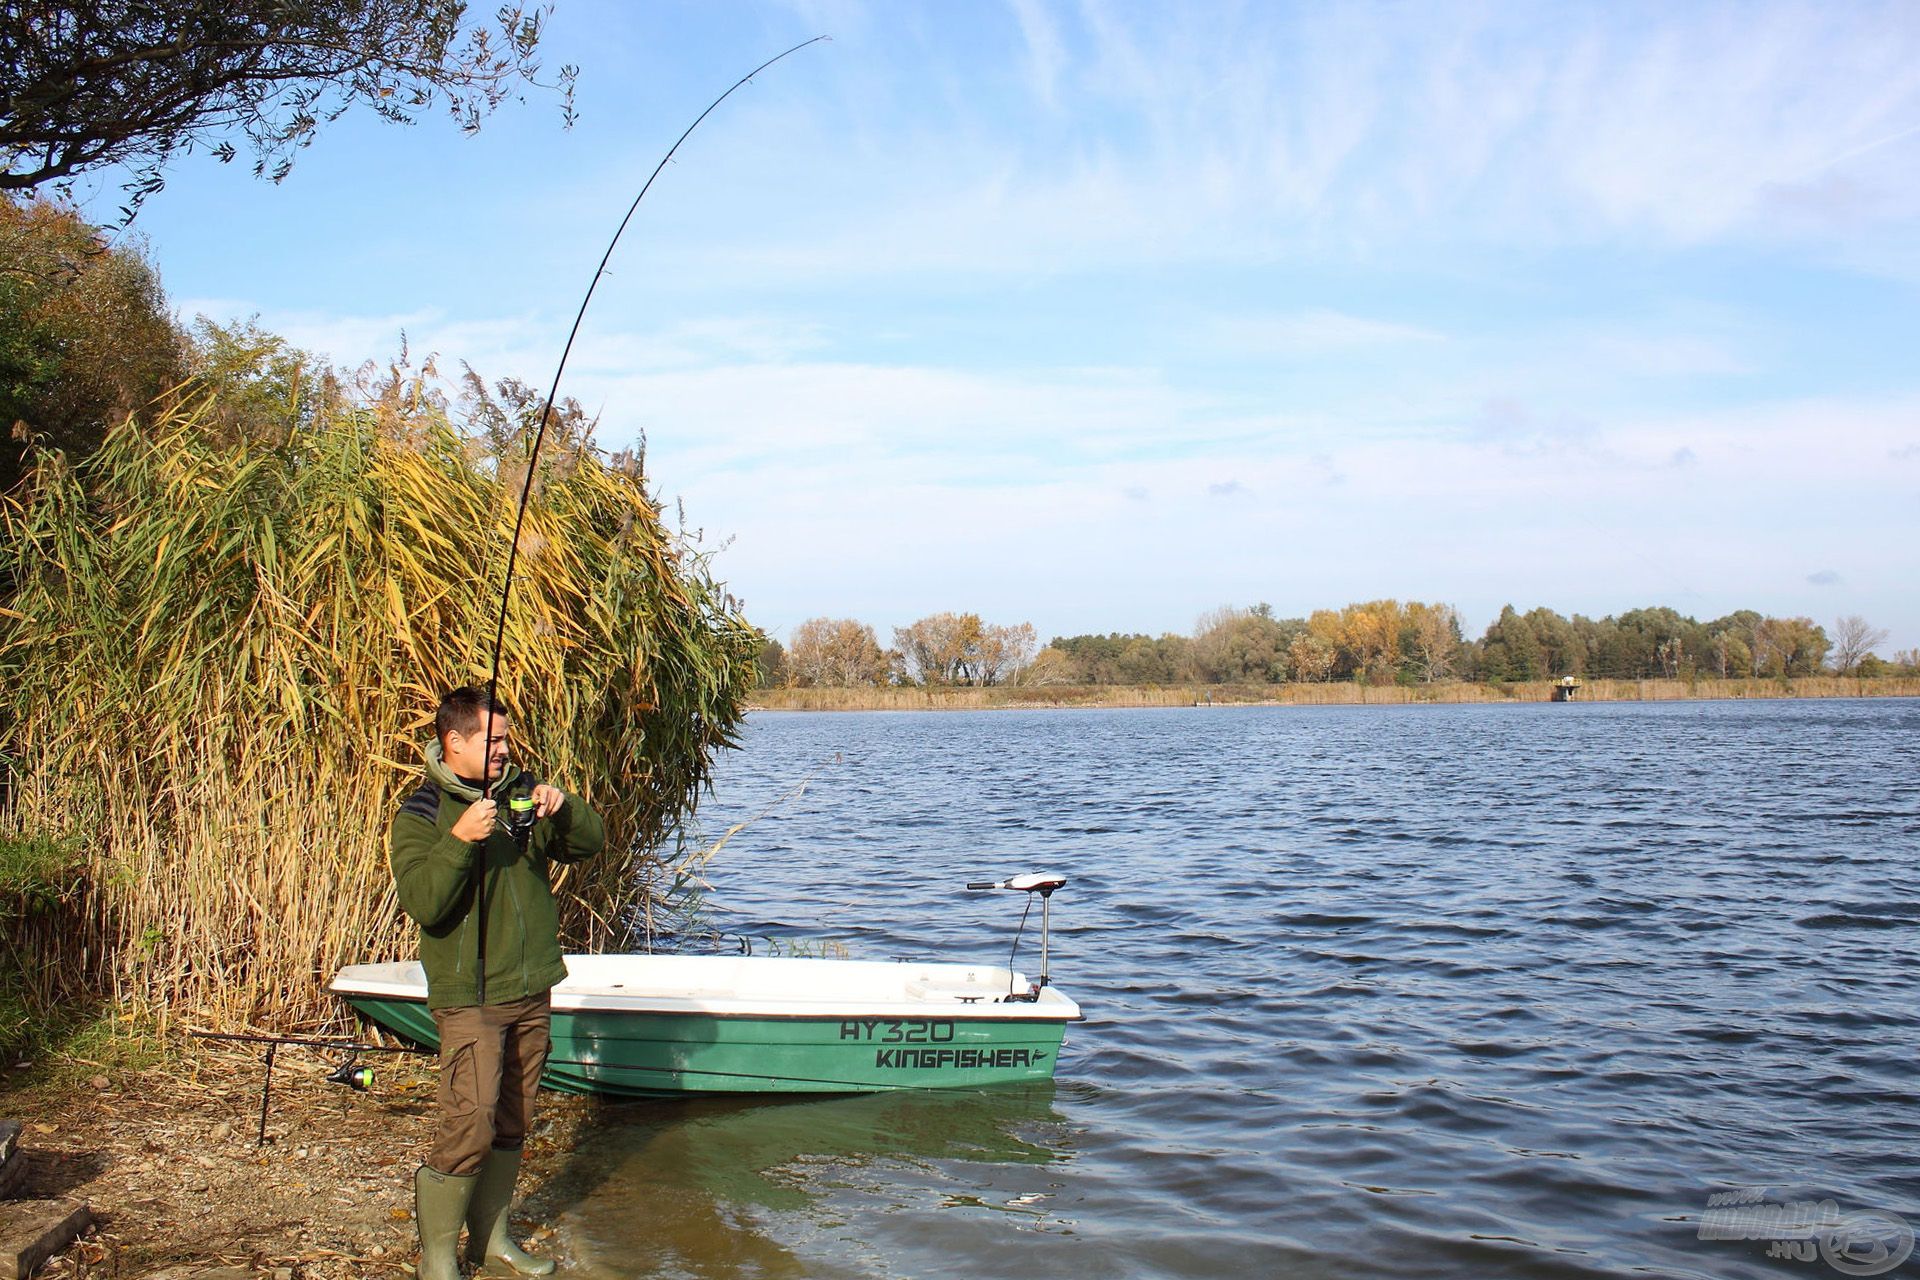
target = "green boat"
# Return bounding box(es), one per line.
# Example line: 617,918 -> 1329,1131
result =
330,875 -> 1081,1096
331,953 -> 1079,1096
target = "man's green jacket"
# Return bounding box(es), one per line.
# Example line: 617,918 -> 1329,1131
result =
389,741 -> 606,1010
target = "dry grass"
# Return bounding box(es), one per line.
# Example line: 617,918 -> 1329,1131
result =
751,676 -> 1920,712
0,385 -> 759,1032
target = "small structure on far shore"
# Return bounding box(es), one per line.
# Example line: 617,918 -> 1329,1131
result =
1552,676 -> 1582,702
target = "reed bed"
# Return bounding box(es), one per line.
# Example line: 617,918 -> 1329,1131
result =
751,676 -> 1920,712
0,388 -> 759,1031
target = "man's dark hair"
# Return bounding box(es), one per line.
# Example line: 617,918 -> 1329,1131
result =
435,685 -> 507,743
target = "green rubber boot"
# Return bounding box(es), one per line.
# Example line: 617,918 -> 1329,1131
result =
465,1146 -> 556,1276
414,1164 -> 478,1280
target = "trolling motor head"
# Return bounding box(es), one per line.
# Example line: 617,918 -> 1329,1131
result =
966,871 -> 1067,895
966,871 -> 1068,999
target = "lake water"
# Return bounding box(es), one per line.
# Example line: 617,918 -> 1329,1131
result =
546,699 -> 1920,1279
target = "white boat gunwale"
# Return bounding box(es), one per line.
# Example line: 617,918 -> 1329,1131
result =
329,956 -> 1084,1023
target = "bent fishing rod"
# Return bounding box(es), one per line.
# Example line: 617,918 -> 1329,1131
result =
471,36 -> 830,1002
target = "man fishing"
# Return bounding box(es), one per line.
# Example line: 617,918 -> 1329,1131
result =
390,685 -> 605,1279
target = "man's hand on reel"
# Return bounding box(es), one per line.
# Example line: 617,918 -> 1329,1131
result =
530,784 -> 565,819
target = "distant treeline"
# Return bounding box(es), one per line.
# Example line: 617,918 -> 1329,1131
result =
761,604 -> 1912,689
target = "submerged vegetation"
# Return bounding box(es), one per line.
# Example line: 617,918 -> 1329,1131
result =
0,331 -> 759,1048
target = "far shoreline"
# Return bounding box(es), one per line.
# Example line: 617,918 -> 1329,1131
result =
747,675 -> 1920,713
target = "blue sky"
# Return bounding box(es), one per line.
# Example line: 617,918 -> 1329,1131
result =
79,1 -> 1920,651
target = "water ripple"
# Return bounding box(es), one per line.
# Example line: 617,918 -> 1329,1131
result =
555,699 -> 1920,1279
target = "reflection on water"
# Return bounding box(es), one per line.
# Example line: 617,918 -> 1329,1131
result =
548,700 -> 1920,1279
550,1086 -> 1073,1279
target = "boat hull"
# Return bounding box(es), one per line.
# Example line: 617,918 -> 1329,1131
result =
332,955 -> 1078,1097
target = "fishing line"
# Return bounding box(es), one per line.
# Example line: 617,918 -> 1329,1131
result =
470,35 -> 830,1002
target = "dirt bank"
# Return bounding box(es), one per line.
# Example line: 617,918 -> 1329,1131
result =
2,1044 -> 595,1280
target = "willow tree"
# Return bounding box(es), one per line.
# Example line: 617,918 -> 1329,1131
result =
0,365 -> 759,1028
2,1 -> 575,222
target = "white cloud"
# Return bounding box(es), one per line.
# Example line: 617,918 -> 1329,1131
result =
633,365 -> 1920,642
167,286 -> 1920,644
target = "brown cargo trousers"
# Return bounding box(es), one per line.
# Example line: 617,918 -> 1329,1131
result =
426,993 -> 551,1176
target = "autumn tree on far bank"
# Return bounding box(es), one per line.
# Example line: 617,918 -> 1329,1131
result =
1288,631 -> 1336,682
1831,615 -> 1890,675
1751,616 -> 1830,678
1403,602 -> 1464,682
786,617 -> 891,687
773,602 -> 1900,692
893,612 -> 1036,686
1189,604 -> 1295,683
1043,632 -> 1190,684
754,635 -> 788,688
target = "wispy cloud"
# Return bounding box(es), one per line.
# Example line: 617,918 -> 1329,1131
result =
147,3 -> 1920,650
664,387 -> 1919,639
1007,0 -> 1066,110
181,283 -> 1920,642
688,2 -> 1920,282
1204,310 -> 1442,356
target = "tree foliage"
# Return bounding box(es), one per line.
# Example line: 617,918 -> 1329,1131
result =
786,616 -> 890,688
1403,602 -> 1463,683
1189,604 -> 1295,683
1,0 -> 576,222
771,600 -> 1899,691
754,634 -> 787,689
1030,600 -> 1875,686
0,194 -> 181,493
891,612 -> 1036,686
1044,632 -> 1190,684
1831,615 -> 1890,675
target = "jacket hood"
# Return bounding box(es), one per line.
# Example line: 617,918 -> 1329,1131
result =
423,739 -> 520,802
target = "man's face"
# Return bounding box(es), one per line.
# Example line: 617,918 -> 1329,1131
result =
445,711 -> 510,781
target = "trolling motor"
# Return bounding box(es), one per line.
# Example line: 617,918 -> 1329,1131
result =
966,872 -> 1068,1002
